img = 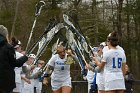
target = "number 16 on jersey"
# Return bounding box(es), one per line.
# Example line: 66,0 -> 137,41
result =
112,57 -> 122,68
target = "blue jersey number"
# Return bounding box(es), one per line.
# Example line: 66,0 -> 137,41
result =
61,66 -> 64,70
112,58 -> 122,68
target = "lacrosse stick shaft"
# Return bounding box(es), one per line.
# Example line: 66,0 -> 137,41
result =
26,20 -> 56,55
25,1 -> 45,52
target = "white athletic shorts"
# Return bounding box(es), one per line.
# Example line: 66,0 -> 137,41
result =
104,73 -> 125,91
97,83 -> 105,91
96,73 -> 105,90
21,82 -> 34,93
51,78 -> 72,91
21,88 -> 34,93
13,83 -> 22,92
105,79 -> 125,91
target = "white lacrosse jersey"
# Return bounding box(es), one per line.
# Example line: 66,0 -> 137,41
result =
47,54 -> 71,81
103,45 -> 124,55
16,51 -> 24,59
102,49 -> 126,73
13,51 -> 24,92
15,51 -> 24,83
86,70 -> 95,83
102,48 -> 126,90
96,54 -> 104,85
33,67 -> 42,90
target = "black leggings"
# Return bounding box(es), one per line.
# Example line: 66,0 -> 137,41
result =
0,89 -> 12,93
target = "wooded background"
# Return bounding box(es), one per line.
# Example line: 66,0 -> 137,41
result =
0,0 -> 140,92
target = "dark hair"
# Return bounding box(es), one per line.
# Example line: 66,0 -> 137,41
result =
107,31 -> 118,47
10,37 -> 19,47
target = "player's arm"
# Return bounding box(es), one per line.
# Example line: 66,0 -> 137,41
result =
43,54 -> 55,78
66,49 -> 79,63
44,64 -> 54,77
93,57 -> 105,69
43,77 -> 49,85
122,63 -> 126,77
122,54 -> 127,77
42,55 -> 55,85
21,76 -> 31,84
43,64 -> 54,85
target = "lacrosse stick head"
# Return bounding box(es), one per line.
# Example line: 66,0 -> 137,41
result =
28,54 -> 36,59
91,47 -> 98,53
100,42 -> 106,47
98,42 -> 106,50
35,0 -> 46,16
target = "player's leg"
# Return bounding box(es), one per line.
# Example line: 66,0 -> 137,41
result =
62,86 -> 71,93
53,88 -> 62,93
105,90 -> 116,93
116,90 -> 124,93
98,90 -> 105,93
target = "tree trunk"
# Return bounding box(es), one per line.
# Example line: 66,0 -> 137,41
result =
126,0 -> 132,68
117,0 -> 124,45
110,0 -> 116,31
1,0 -> 9,11
92,0 -> 98,45
11,0 -> 20,37
102,0 -> 105,24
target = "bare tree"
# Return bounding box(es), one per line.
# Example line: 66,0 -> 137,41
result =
11,0 -> 20,37
110,0 -> 117,30
117,0 -> 124,45
91,0 -> 99,45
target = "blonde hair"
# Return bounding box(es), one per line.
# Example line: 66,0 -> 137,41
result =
57,45 -> 65,53
38,60 -> 45,64
0,25 -> 8,37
